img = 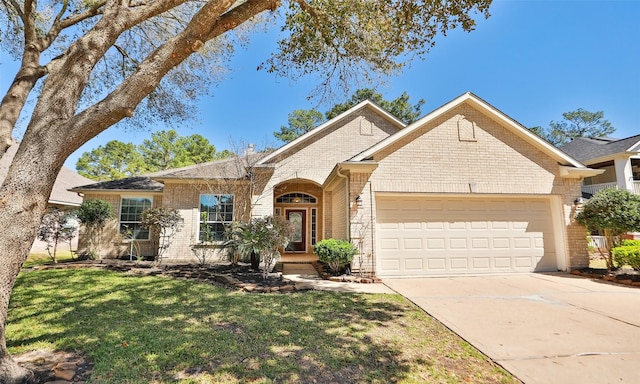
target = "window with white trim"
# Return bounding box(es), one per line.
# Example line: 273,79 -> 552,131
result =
120,197 -> 152,240
199,194 -> 234,241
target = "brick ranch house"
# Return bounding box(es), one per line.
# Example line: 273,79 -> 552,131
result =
70,92 -> 602,277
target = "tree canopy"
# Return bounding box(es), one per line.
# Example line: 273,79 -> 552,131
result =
76,130 -> 232,180
0,0 -> 491,381
575,188 -> 640,270
530,108 -> 615,146
274,88 -> 425,143
274,108 -> 325,143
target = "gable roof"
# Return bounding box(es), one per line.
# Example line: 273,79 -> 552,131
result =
559,135 -> 640,164
256,99 -> 406,165
0,144 -> 93,206
70,176 -> 164,193
70,152 -> 268,192
349,92 -> 586,169
150,152 -> 267,180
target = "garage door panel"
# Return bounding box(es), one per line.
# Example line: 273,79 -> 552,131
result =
471,238 -> 490,249
515,257 -> 533,268
426,222 -> 445,230
403,222 -> 422,230
491,221 -> 509,230
492,238 -> 511,248
472,258 -> 491,269
376,196 -> 558,276
403,238 -> 422,249
449,238 -> 468,249
514,237 -> 532,248
404,258 -> 424,271
494,257 -> 512,268
428,258 -> 446,270
427,238 -> 445,249
450,258 -> 468,269
379,238 -> 399,250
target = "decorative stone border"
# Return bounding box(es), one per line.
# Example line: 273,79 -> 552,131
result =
571,268 -> 640,287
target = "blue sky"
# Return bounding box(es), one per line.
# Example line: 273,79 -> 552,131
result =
0,0 -> 638,169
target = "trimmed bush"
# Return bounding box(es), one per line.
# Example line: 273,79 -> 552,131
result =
612,240 -> 640,270
313,238 -> 357,274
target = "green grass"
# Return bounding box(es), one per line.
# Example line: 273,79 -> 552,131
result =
8,268 -> 517,383
24,251 -> 77,268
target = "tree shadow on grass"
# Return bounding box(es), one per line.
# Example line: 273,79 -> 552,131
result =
8,268 -> 505,383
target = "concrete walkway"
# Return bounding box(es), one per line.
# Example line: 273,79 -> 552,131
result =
384,273 -> 640,384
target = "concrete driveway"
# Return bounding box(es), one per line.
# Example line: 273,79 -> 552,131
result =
384,273 -> 640,384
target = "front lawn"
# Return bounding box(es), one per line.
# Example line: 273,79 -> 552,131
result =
8,268 -> 517,383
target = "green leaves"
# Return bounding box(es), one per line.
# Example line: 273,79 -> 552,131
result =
274,108 -> 324,143
76,199 -> 114,228
76,141 -> 145,181
576,188 -> 640,270
222,216 -> 294,277
530,108 -> 615,146
76,130 -> 232,180
313,238 -> 358,274
325,88 -> 425,123
274,88 -> 425,143
576,189 -> 640,236
266,0 -> 491,98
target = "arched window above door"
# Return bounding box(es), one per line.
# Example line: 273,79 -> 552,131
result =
276,193 -> 317,204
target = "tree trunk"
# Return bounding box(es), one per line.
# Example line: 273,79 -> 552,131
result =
0,142 -> 60,383
0,355 -> 35,384
251,251 -> 260,271
0,1 -> 280,380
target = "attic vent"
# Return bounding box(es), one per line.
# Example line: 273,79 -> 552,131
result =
360,117 -> 373,136
457,115 -> 477,142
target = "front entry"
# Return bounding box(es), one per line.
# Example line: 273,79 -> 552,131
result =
286,209 -> 306,252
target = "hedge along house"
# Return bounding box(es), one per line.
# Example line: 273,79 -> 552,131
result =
71,92 -> 602,276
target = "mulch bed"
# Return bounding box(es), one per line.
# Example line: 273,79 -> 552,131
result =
571,267 -> 640,286
32,260 -> 313,293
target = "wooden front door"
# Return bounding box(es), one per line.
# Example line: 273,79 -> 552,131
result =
286,209 -> 306,252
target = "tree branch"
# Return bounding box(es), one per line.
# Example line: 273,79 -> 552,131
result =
61,0 -> 279,155
2,0 -> 24,20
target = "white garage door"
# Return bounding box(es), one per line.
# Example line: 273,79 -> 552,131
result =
376,196 -> 557,277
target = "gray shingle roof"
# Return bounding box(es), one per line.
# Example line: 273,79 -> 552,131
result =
70,176 -> 164,192
150,153 -> 267,180
559,135 -> 640,163
69,153 -> 269,192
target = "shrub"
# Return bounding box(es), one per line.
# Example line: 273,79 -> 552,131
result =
222,217 -> 293,278
621,239 -> 640,247
37,209 -> 77,263
612,240 -> 640,270
575,189 -> 640,270
313,238 -> 357,274
76,199 -> 114,259
141,207 -> 184,264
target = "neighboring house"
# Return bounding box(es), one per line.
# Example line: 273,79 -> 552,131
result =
0,144 -> 94,254
71,92 -> 601,277
559,135 -> 640,197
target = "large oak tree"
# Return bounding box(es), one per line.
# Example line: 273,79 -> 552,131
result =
0,0 -> 491,381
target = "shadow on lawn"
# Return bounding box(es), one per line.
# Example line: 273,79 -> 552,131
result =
9,269 -> 413,383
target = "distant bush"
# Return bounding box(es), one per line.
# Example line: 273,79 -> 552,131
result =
313,238 -> 357,274
612,240 -> 640,270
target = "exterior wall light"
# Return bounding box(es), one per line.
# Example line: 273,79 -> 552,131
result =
355,195 -> 363,207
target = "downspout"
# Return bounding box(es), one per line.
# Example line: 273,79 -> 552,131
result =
369,181 -> 375,274
335,165 -> 350,240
